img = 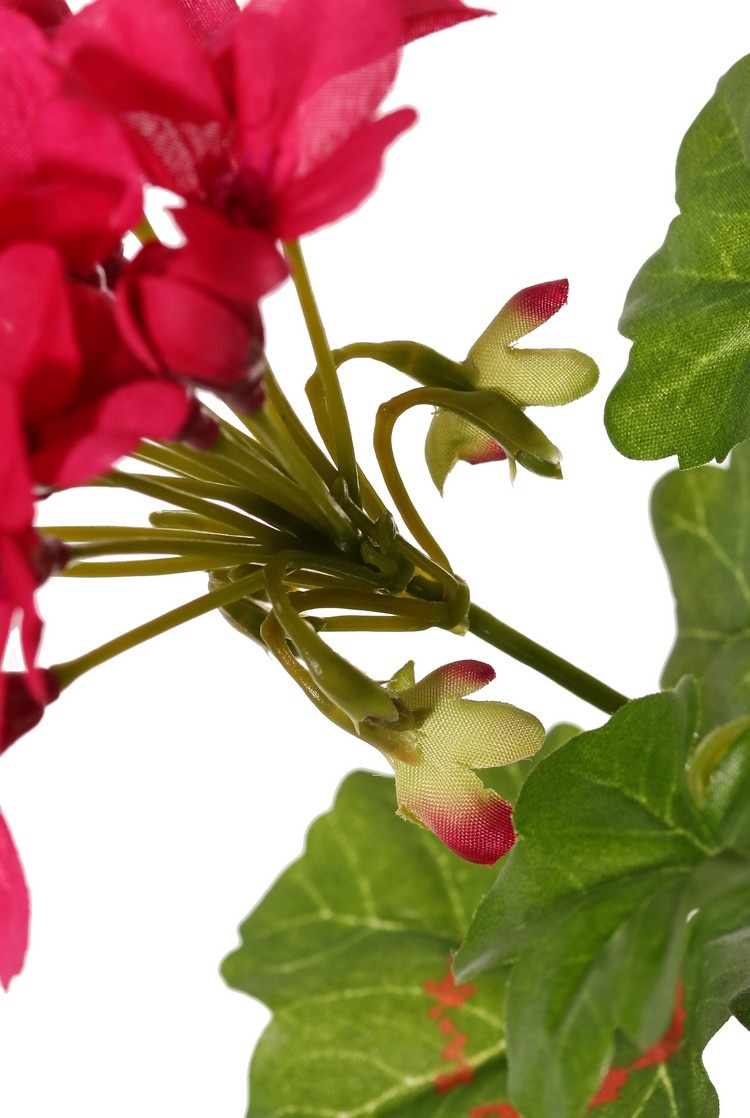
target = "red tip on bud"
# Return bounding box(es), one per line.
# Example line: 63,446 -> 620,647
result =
1,670 -> 60,754
442,659 -> 496,688
514,278 -> 569,323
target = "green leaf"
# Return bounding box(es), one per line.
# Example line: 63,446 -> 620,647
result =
652,439 -> 750,732
222,771 -> 516,1116
455,681 -> 750,1118
606,54 -> 750,468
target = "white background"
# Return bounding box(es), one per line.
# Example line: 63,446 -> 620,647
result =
2,0 -> 750,1113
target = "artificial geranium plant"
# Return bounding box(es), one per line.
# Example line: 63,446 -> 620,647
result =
1,0 -> 750,1114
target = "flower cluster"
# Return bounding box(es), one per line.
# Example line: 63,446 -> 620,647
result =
0,0 -> 491,987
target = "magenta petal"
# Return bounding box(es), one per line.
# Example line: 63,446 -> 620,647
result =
3,0 -> 69,29
31,379 -> 191,488
172,205 -> 286,303
171,0 -> 238,44
398,0 -> 493,42
57,0 -> 227,122
0,809 -> 30,990
273,107 -> 417,239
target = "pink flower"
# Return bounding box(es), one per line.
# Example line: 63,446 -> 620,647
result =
55,0 -> 482,241
0,809 -> 29,990
364,660 -> 544,864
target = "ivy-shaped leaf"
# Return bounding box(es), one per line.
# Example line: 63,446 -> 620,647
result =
605,54 -> 750,468
652,438 -> 750,733
454,681 -> 750,1118
222,771 -> 515,1116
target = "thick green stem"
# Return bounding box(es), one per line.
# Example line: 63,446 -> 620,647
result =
283,240 -> 361,504
53,570 -> 266,687
468,603 -> 629,715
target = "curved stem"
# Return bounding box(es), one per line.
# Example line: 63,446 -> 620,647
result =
260,612 -> 352,733
467,602 -> 629,715
374,393 -> 452,571
283,240 -> 361,505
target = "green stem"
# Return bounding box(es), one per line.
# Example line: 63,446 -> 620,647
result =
96,472 -> 266,535
283,240 -> 361,504
468,603 -> 629,715
374,394 -> 452,571
63,557 -> 251,577
260,611 -> 352,733
262,365 -> 338,486
239,397 -> 356,547
53,570 -> 266,687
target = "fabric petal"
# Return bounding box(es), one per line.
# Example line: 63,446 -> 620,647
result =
465,280 -> 599,406
399,658 -> 495,709
397,0 -> 493,42
469,279 -> 570,352
394,753 -> 516,864
0,809 -> 29,990
171,204 -> 286,302
471,346 -> 600,408
425,408 -> 507,493
271,108 -> 416,239
3,0 -> 69,28
56,0 -> 226,122
234,0 -> 403,182
30,379 -> 191,488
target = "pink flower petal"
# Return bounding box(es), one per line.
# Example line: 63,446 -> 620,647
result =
30,379 -> 191,488
0,809 -> 30,990
398,0 -> 493,42
271,108 -> 417,239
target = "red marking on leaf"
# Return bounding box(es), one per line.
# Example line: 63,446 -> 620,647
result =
423,971 -> 477,1008
441,1031 -> 468,1063
469,1106 -> 521,1118
424,961 -> 477,1095
633,995 -> 685,1068
588,983 -> 686,1109
588,1066 -> 629,1107
434,1064 -> 474,1093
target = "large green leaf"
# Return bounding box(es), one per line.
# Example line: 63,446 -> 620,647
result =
652,439 -> 750,732
582,885 -> 750,1117
454,681 -> 750,1118
605,54 -> 750,468
222,771 -> 516,1116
